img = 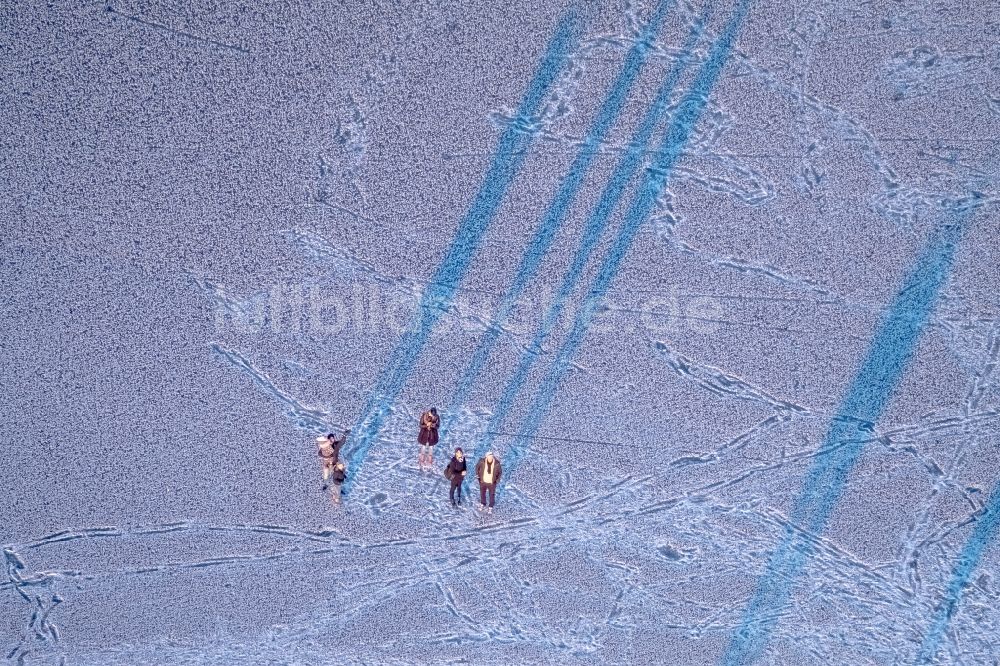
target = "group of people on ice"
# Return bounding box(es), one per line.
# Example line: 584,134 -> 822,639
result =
418,407 -> 503,511
314,407 -> 503,512
442,447 -> 502,513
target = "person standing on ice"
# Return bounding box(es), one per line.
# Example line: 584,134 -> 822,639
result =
317,431 -> 347,490
417,407 -> 440,469
330,461 -> 347,503
475,452 -> 502,513
317,435 -> 336,489
445,447 -> 467,506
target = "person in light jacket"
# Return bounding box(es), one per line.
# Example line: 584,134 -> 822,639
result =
317,435 -> 336,490
316,431 -> 347,490
475,452 -> 502,513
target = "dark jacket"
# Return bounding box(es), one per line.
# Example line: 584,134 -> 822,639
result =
331,435 -> 345,460
419,412 -> 440,445
446,456 -> 467,483
475,458 -> 502,485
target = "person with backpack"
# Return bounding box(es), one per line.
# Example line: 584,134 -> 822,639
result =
317,435 -> 336,489
475,452 -> 502,513
417,407 -> 440,469
317,431 -> 348,490
444,448 -> 467,506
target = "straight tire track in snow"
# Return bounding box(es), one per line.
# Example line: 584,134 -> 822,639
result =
722,200 -> 976,665
916,478 -> 1000,662
342,11 -> 583,493
468,7 -> 711,468
442,0 -> 677,436
916,283 -> 1000,663
483,0 -> 750,479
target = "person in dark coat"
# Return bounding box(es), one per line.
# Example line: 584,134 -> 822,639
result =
475,452 -> 502,513
330,462 -> 347,503
445,448 -> 467,506
417,407 -> 440,469
332,430 -> 348,457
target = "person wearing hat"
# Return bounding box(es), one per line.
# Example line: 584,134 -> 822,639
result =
444,448 -> 467,506
417,407 -> 440,470
475,452 -> 502,513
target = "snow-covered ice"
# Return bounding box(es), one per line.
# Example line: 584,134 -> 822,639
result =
2,0 -> 999,663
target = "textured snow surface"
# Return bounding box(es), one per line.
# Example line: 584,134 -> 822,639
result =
3,0 -> 999,664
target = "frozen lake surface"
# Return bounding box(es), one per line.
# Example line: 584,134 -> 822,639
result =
3,0 -> 999,663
